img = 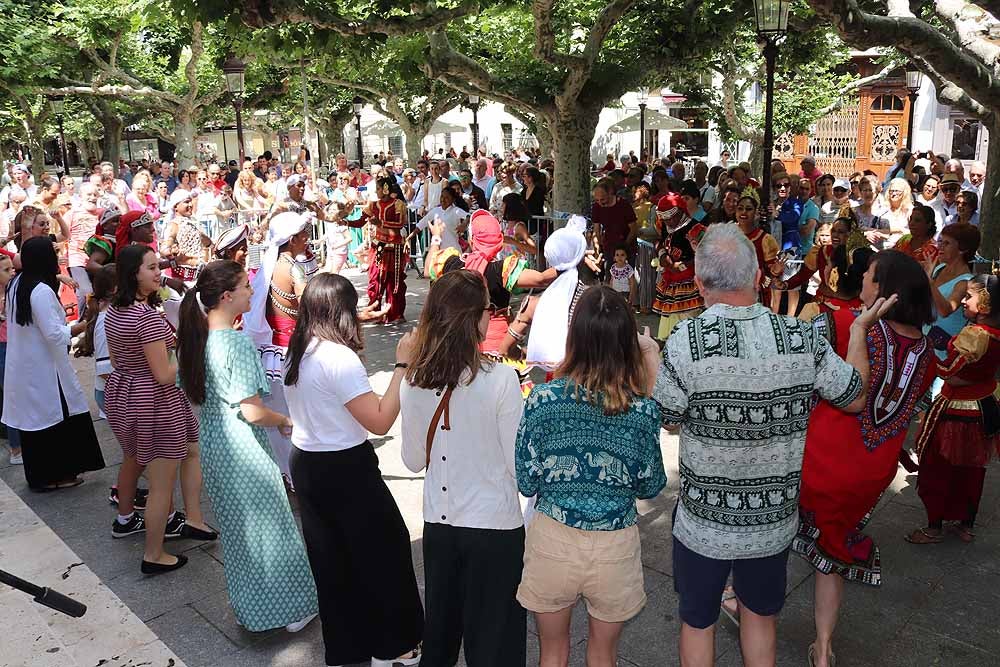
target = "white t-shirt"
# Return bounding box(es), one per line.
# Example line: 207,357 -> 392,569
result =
94,310 -> 112,392
417,205 -> 468,252
283,339 -> 372,451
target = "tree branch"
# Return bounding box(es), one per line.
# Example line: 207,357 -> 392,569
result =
807,0 -> 1000,112
532,0 -> 585,69
238,0 -> 476,34
911,53 -> 996,125
813,61 -> 896,117
183,22 -> 204,106
38,84 -> 176,110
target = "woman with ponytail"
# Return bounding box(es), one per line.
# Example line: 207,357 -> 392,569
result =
176,260 -> 318,633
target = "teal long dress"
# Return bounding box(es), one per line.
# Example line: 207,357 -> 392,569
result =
198,329 -> 318,631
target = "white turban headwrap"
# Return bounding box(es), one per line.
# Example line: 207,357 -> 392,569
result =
525,226 -> 588,367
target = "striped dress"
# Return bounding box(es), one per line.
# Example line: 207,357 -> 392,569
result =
104,302 -> 198,465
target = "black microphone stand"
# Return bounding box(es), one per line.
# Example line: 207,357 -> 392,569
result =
0,568 -> 87,617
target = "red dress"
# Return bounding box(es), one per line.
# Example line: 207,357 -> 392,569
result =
914,323 -> 1000,526
365,198 -> 408,323
794,310 -> 934,585
745,228 -> 779,307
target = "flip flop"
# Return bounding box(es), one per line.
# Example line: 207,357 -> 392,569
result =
904,527 -> 944,544
720,588 -> 739,628
808,643 -> 836,666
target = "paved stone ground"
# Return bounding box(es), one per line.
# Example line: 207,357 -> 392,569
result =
4,267 -> 1000,666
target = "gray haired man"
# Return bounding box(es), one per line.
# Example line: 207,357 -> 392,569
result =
652,224 -> 894,666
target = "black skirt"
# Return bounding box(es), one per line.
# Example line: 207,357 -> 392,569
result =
21,379 -> 105,490
21,411 -> 105,490
290,441 -> 424,666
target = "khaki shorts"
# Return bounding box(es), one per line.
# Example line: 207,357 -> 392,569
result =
517,512 -> 646,623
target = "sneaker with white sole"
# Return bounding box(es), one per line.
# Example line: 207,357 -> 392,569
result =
285,612 -> 317,633
9,453 -> 22,465
111,513 -> 146,538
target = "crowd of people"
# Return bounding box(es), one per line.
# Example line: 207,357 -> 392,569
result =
0,141 -> 996,667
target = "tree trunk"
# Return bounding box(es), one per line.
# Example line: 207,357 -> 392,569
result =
172,109 -> 197,166
404,133 -> 424,166
535,119 -> 553,157
549,111 -> 600,216
99,114 -> 123,165
75,140 -> 92,167
23,120 -> 45,176
980,122 -> 1000,259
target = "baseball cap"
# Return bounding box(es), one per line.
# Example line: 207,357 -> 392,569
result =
833,178 -> 851,191
12,164 -> 29,175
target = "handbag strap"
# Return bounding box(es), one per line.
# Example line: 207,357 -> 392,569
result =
424,386 -> 454,468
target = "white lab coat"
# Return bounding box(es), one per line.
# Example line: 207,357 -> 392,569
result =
2,276 -> 89,431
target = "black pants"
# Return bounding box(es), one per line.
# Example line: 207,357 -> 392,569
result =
421,522 -> 527,667
290,443 -> 424,665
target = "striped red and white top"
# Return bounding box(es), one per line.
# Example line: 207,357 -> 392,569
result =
104,301 -> 198,464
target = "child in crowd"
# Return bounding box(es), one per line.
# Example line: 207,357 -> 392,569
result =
608,245 -> 637,309
0,254 -> 20,464
74,263 -> 150,510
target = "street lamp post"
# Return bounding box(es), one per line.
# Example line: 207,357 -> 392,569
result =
47,95 -> 69,174
222,55 -> 247,164
353,97 -> 364,167
905,66 -> 923,152
468,94 -> 481,154
637,86 -> 650,161
752,0 -> 790,223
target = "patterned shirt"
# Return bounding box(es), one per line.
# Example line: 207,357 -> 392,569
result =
516,377 -> 667,531
653,303 -> 862,559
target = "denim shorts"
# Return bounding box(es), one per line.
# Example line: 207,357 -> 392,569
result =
672,535 -> 789,629
95,389 -> 105,412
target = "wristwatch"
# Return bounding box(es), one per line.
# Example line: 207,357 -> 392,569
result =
394,362 -> 409,369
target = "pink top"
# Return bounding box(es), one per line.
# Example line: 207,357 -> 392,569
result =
126,192 -> 161,219
65,205 -> 101,268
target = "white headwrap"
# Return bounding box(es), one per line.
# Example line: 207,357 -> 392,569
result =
525,227 -> 588,367
166,189 -> 193,224
244,212 -> 310,346
565,214 -> 588,234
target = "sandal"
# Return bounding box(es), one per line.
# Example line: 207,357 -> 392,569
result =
950,524 -> 976,543
36,478 -> 85,492
808,643 -> 836,667
720,587 -> 739,628
905,527 -> 944,544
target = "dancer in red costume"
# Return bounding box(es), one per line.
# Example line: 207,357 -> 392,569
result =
356,177 -> 408,323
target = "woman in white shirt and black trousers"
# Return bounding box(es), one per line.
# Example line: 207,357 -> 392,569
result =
400,269 -> 527,666
282,272 -> 423,667
3,236 -> 105,490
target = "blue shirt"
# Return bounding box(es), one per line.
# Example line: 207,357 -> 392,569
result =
798,198 -> 820,254
776,198 -> 804,253
153,175 -> 178,194
515,377 -> 667,530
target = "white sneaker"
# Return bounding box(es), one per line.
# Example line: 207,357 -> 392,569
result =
9,453 -> 22,465
284,612 -> 317,633
371,646 -> 421,667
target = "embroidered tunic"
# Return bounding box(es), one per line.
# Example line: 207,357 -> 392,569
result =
653,303 -> 862,560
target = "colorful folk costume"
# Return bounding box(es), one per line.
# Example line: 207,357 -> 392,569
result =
525,224 -> 589,371
361,196 -> 409,323
652,194 -> 706,340
429,210 -> 535,394
914,322 -> 1000,532
243,212 -> 318,486
745,226 -> 780,308
794,311 -> 934,585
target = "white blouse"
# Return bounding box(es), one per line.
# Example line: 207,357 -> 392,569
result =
400,364 -> 524,531
2,277 -> 89,431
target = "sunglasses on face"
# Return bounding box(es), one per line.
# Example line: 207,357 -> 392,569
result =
776,183 -> 790,189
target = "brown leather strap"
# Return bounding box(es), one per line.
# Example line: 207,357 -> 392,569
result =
425,386 -> 454,468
